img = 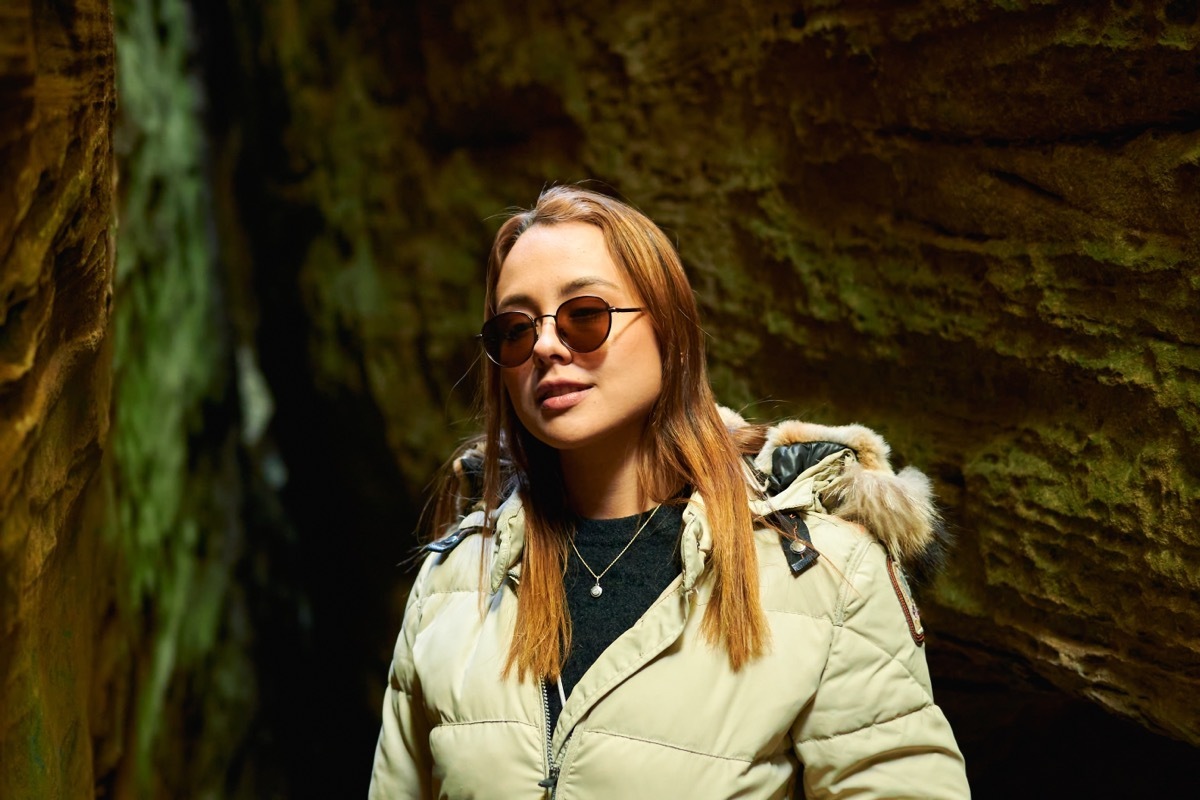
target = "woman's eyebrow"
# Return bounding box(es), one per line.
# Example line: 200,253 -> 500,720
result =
497,277 -> 622,311
557,276 -> 621,297
496,292 -> 535,311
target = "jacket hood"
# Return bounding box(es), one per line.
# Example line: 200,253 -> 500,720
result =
721,407 -> 949,581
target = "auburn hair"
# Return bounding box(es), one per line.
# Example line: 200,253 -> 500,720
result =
436,185 -> 768,680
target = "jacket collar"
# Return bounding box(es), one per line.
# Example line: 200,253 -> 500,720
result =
487,491 -> 715,595
478,406 -> 948,591
488,492 -> 526,594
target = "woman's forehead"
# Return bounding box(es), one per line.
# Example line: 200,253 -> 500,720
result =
495,222 -> 633,308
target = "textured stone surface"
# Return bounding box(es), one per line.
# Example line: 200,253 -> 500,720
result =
2,1 -> 258,797
0,1 -> 116,797
206,0 -> 1200,762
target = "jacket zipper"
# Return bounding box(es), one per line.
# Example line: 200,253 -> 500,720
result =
537,679 -> 559,798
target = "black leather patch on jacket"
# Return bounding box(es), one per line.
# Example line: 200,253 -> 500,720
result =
771,509 -> 819,575
768,441 -> 850,494
423,525 -> 481,554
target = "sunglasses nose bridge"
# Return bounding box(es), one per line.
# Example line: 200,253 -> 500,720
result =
529,312 -> 569,355
530,312 -> 555,338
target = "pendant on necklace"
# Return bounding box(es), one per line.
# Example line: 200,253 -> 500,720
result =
590,582 -> 603,598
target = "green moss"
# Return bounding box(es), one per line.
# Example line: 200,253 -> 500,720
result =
1055,5 -> 1143,50
110,0 -> 247,793
26,703 -> 47,776
1145,548 -> 1200,590
1079,236 -> 1189,270
965,417 -> 1198,616
929,574 -> 989,617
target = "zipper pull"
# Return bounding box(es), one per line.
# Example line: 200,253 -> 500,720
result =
537,765 -> 560,791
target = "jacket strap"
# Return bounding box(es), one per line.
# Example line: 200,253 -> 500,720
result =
770,508 -> 819,575
423,510 -> 487,554
423,527 -> 478,554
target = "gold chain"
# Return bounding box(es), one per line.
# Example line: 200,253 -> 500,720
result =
569,505 -> 661,598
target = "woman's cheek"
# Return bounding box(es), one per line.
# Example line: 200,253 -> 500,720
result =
501,369 -> 528,409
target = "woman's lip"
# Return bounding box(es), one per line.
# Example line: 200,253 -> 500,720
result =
536,381 -> 590,402
539,386 -> 591,411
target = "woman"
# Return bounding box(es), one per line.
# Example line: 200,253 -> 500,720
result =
369,186 -> 970,799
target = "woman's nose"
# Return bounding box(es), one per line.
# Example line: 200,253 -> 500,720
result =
531,315 -> 571,363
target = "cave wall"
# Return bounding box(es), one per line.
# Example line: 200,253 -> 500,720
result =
2,0 -> 256,797
0,1 -> 117,796
206,0 -> 1200,770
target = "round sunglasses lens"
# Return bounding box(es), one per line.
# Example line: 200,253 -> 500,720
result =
558,297 -> 611,352
482,313 -> 535,366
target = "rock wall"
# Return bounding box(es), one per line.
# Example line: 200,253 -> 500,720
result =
0,2 -> 117,797
2,0 -> 257,797
208,0 -> 1200,761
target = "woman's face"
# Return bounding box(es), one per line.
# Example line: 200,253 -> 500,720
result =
494,221 -> 663,459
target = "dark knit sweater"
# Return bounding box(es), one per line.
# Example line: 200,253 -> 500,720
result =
547,503 -> 684,731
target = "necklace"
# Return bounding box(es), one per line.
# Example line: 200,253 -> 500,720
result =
569,505 -> 661,599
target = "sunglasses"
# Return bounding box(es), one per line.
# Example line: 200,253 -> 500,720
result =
477,295 -> 643,368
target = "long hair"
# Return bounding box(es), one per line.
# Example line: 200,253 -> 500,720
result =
447,185 -> 768,680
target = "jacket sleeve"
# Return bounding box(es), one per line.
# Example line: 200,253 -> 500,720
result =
792,536 -> 970,799
368,555 -> 436,800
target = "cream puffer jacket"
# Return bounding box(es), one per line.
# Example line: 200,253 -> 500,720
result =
369,414 -> 970,799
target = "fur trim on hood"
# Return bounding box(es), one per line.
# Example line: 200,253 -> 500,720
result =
724,408 -> 949,581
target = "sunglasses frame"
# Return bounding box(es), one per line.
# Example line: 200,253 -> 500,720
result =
477,295 -> 643,368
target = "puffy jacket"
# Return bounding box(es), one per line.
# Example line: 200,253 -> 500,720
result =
369,414 -> 970,799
